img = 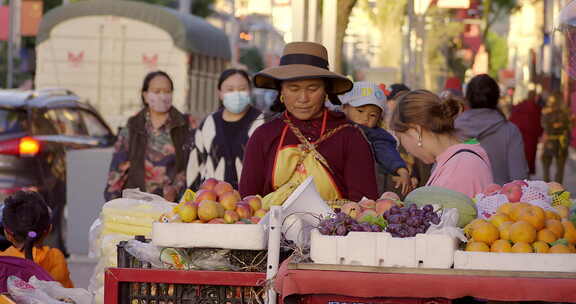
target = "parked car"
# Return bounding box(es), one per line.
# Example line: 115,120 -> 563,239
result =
0,88 -> 116,253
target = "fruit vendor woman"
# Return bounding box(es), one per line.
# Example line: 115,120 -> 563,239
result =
239,42 -> 379,202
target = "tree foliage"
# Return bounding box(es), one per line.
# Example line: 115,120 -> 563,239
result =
486,30 -> 508,78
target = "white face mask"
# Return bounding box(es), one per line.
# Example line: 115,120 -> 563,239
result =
146,92 -> 172,113
222,91 -> 251,114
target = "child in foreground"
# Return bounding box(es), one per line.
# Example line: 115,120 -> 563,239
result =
0,191 -> 74,288
340,81 -> 412,195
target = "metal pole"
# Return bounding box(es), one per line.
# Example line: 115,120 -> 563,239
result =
179,0 -> 191,14
229,0 -> 238,65
7,0 -> 20,88
404,0 -> 415,87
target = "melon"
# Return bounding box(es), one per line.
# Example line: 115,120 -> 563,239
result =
404,186 -> 477,227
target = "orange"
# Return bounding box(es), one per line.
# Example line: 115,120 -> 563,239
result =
464,219 -> 488,239
498,221 -> 514,241
549,244 -> 572,254
561,219 -> 576,244
509,202 -> 532,221
516,205 -> 545,230
490,239 -> 512,252
537,228 -> 558,244
497,203 -> 516,216
545,210 -> 561,220
512,242 -> 533,253
471,222 -> 500,245
489,214 -> 512,229
532,241 -> 549,253
466,241 -> 490,252
555,206 -> 570,219
545,219 -> 565,238
510,221 -> 537,244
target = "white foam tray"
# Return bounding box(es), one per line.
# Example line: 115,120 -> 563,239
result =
454,250 -> 576,272
310,229 -> 458,268
152,222 -> 267,250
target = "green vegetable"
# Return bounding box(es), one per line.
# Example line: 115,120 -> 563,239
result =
358,214 -> 388,229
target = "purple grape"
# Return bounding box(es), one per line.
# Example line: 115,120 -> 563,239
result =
336,225 -> 348,236
399,230 -> 408,238
398,214 -> 408,223
319,226 -> 330,235
423,205 -> 433,213
360,222 -> 372,232
407,227 -> 417,237
417,226 -> 426,234
406,217 -> 417,227
390,206 -> 400,215
383,210 -> 392,219
371,224 -> 382,232
388,215 -> 401,224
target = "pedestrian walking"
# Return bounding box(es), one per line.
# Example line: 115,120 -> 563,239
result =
541,93 -> 572,183
509,90 -> 543,176
187,69 -> 264,190
104,71 -> 193,202
455,74 -> 529,185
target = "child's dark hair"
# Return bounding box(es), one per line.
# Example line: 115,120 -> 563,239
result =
2,191 -> 51,260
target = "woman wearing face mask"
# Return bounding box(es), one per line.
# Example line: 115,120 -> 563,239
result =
186,69 -> 264,190
105,71 -> 193,202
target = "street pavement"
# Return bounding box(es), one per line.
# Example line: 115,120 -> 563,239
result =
67,145 -> 576,289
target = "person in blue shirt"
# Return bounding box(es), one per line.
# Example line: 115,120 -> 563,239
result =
340,82 -> 412,195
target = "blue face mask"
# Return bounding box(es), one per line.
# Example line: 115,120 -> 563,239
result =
222,91 -> 251,114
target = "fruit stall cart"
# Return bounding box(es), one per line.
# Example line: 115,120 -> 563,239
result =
274,263 -> 576,304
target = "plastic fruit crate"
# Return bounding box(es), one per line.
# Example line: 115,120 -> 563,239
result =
310,229 -> 458,268
106,236 -> 268,304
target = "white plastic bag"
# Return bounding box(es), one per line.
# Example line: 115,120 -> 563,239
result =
124,239 -> 163,268
88,218 -> 103,259
7,276 -> 66,304
122,188 -> 167,202
426,208 -> 467,242
28,276 -> 92,304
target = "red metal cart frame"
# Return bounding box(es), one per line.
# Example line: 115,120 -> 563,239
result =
104,268 -> 267,304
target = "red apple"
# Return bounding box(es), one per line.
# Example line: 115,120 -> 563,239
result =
254,209 -> 267,218
219,191 -> 240,210
192,220 -> 205,223
236,204 -> 252,219
195,189 -> 218,203
380,191 -> 401,201
249,216 -> 260,224
375,199 -> 396,215
483,183 -> 502,196
359,199 -> 376,210
235,221 -> 246,224
340,202 -> 361,219
200,178 -> 219,191
208,218 -> 226,224
244,195 -> 262,211
223,210 -> 240,224
500,183 -> 523,202
214,182 -> 234,196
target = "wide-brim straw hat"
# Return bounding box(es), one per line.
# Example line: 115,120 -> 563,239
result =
253,42 -> 353,95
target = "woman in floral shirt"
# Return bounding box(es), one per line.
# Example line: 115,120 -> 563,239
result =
104,71 -> 193,202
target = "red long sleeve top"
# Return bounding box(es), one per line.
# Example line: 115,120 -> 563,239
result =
239,111 -> 378,201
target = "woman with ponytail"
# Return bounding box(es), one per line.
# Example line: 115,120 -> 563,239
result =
0,191 -> 73,288
390,90 -> 493,197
